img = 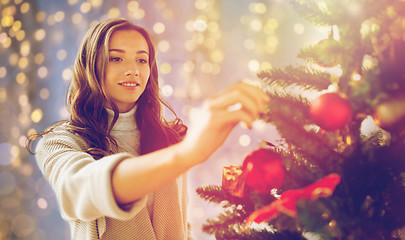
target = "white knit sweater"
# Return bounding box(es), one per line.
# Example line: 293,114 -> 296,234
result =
35,107 -> 191,239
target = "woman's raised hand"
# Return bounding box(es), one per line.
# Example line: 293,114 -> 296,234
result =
181,81 -> 270,165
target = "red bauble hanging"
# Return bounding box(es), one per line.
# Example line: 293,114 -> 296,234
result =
309,92 -> 352,131
242,148 -> 285,194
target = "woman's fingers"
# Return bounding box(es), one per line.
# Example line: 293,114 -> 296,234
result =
205,81 -> 270,123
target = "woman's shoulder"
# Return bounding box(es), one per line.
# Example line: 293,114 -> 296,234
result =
38,122 -> 88,150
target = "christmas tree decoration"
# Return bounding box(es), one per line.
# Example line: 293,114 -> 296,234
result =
245,174 -> 341,226
197,0 -> 405,239
309,92 -> 352,131
372,94 -> 405,131
222,165 -> 247,198
312,38 -> 341,68
242,148 -> 285,194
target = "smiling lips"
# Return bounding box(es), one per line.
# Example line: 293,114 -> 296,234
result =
118,82 -> 140,89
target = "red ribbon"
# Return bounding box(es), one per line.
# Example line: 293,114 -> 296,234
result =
245,173 -> 341,226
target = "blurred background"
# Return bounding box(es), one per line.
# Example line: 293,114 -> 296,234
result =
0,0 -> 326,239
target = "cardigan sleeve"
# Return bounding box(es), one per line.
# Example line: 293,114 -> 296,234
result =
35,125 -> 147,222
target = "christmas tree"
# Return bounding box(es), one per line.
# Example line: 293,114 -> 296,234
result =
197,0 -> 405,239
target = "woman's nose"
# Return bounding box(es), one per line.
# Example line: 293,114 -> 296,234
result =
125,62 -> 139,76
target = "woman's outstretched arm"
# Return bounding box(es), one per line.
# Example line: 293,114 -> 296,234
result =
111,81 -> 270,205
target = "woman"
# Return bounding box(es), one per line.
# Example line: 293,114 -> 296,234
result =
27,18 -> 269,240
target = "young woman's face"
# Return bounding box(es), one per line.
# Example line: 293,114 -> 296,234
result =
103,29 -> 150,113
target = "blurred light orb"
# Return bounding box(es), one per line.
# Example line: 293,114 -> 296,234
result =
195,0 -> 208,10
239,134 -> 251,147
250,19 -> 262,32
68,0 -> 79,5
249,2 -> 267,14
72,13 -> 83,25
0,66 -> 7,78
293,23 -> 305,35
18,94 -> 28,106
19,136 -> 28,147
266,36 -> 278,48
18,57 -> 29,69
352,72 -> 362,81
20,2 -> 30,13
248,59 -> 260,72
128,0 -> 139,11
36,11 -> 46,22
34,53 -> 45,65
54,11 -> 65,22
34,29 -> 46,41
47,14 -> 56,25
37,66 -> 48,79
161,85 -> 173,97
62,68 -> 73,81
210,50 -> 223,63
160,63 -> 172,75
89,0 -> 103,8
1,15 -> 14,27
16,30 -> 25,41
193,19 -> 207,32
158,40 -> 170,52
108,7 -> 121,18
37,197 -> 48,209
132,8 -> 145,19
9,53 -> 19,66
266,18 -> 279,29
20,41 -> 30,56
183,61 -> 195,73
153,22 -> 165,34
12,20 -> 22,31
31,108 -> 43,123
57,49 -> 67,61
80,2 -> 92,13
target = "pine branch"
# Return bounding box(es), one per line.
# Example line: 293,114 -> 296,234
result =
289,0 -> 346,26
202,208 -> 249,235
261,92 -> 312,126
196,185 -> 251,208
278,149 -> 325,188
259,65 -> 331,92
262,107 -> 343,173
214,227 -> 307,240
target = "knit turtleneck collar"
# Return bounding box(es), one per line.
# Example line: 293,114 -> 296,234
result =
105,106 -> 138,132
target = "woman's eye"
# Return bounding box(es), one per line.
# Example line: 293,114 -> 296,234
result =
109,57 -> 122,62
137,59 -> 148,64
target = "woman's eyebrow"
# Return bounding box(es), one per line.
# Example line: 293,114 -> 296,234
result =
109,49 -> 149,55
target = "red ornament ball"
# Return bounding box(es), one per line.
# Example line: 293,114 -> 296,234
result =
242,148 -> 285,194
310,93 -> 352,131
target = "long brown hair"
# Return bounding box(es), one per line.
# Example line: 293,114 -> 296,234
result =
27,18 -> 187,159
